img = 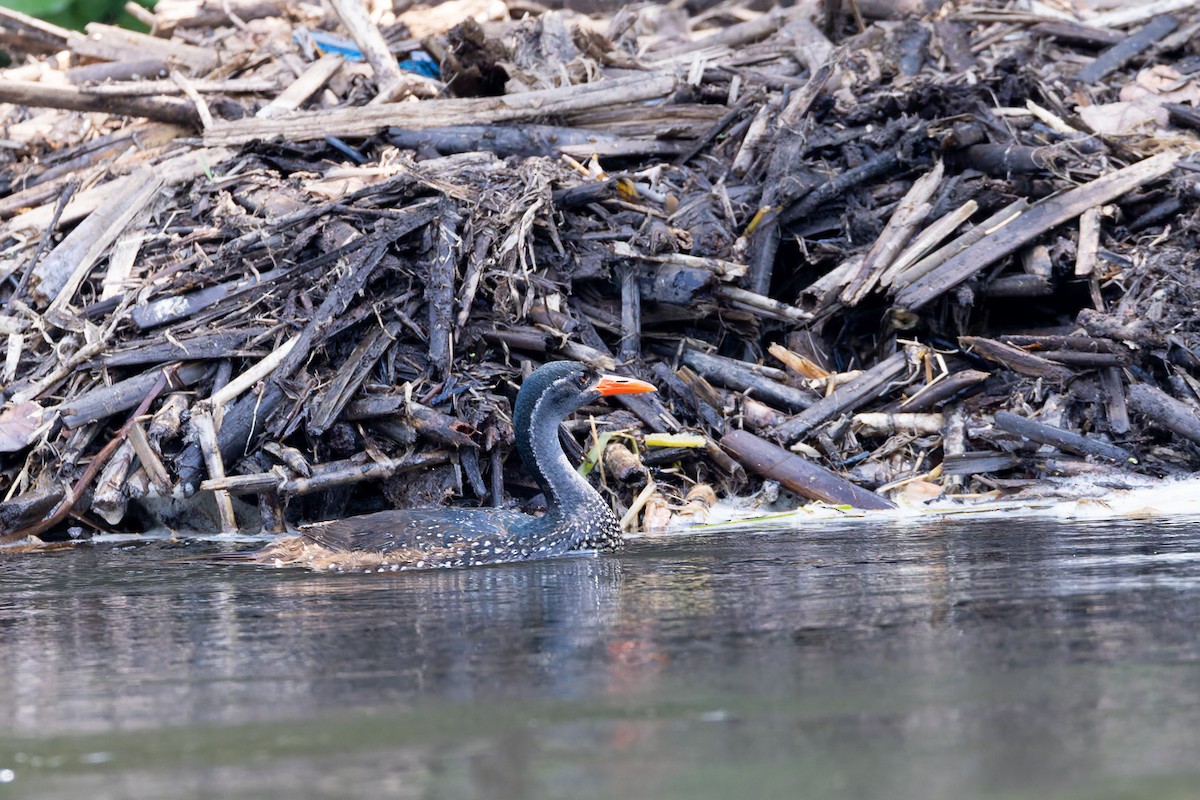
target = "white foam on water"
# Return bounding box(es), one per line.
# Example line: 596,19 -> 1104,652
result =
679,475 -> 1200,533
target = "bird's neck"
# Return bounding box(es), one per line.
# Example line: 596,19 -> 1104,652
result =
520,415 -> 601,516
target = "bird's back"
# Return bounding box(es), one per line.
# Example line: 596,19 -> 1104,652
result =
301,507 -> 530,553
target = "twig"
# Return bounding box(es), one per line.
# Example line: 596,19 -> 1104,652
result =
1,370 -> 169,543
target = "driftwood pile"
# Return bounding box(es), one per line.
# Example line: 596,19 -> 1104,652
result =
2,0 -> 1200,543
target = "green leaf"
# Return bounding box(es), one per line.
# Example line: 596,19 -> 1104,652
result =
4,0 -> 75,17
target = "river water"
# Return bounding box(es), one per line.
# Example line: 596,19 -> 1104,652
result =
2,511 -> 1199,800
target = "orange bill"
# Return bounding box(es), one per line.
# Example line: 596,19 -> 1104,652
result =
593,374 -> 657,396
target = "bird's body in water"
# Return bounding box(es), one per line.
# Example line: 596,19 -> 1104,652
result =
246,361 -> 656,572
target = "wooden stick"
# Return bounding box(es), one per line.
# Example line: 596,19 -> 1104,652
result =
840,160 -> 943,305
993,411 -> 1132,462
772,350 -> 914,444
1127,383 -> 1200,446
715,286 -> 811,323
205,72 -> 679,145
68,23 -> 217,74
0,5 -> 71,53
1075,207 -> 1103,277
6,146 -> 233,233
891,369 -> 990,413
0,79 -> 200,127
59,362 -> 209,429
940,405 -> 966,490
309,321 -> 402,436
426,202 -> 460,378
895,153 -> 1178,311
681,349 -> 816,412
1,371 -> 168,543
34,169 -> 163,312
91,441 -> 136,525
619,265 -> 642,362
326,0 -> 407,102
200,451 -> 451,496
127,419 -> 173,494
1075,14 -> 1178,84
257,53 -> 343,119
853,412 -> 945,437
1101,367 -> 1131,436
191,404 -> 239,534
959,337 -> 1074,383
721,429 -> 895,510
880,200 -> 978,287
888,200 -> 1029,291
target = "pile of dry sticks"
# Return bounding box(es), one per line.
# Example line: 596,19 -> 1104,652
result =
2,0 -> 1200,543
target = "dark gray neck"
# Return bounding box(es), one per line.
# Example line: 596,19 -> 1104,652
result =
510,364 -> 622,551
520,407 -> 602,518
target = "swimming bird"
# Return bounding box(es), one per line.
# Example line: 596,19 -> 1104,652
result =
246,361 -> 656,571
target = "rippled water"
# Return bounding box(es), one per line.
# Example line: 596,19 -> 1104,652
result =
2,513 -> 1199,799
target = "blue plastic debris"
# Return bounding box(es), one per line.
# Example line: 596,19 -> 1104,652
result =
398,51 -> 440,80
293,28 -> 366,62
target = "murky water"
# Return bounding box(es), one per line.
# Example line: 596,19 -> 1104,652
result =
2,514 -> 1199,800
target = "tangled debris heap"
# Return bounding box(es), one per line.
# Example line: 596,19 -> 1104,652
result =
2,0 -> 1200,544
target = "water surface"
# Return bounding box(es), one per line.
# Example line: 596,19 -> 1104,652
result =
2,514 -> 1199,799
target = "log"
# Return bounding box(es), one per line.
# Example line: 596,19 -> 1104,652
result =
68,23 -> 218,74
681,349 -> 816,412
0,6 -> 70,54
0,80 -> 200,127
59,362 -> 210,429
721,429 -> 895,510
1127,383 -> 1200,446
891,369 -> 989,413
993,411 -> 1132,462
